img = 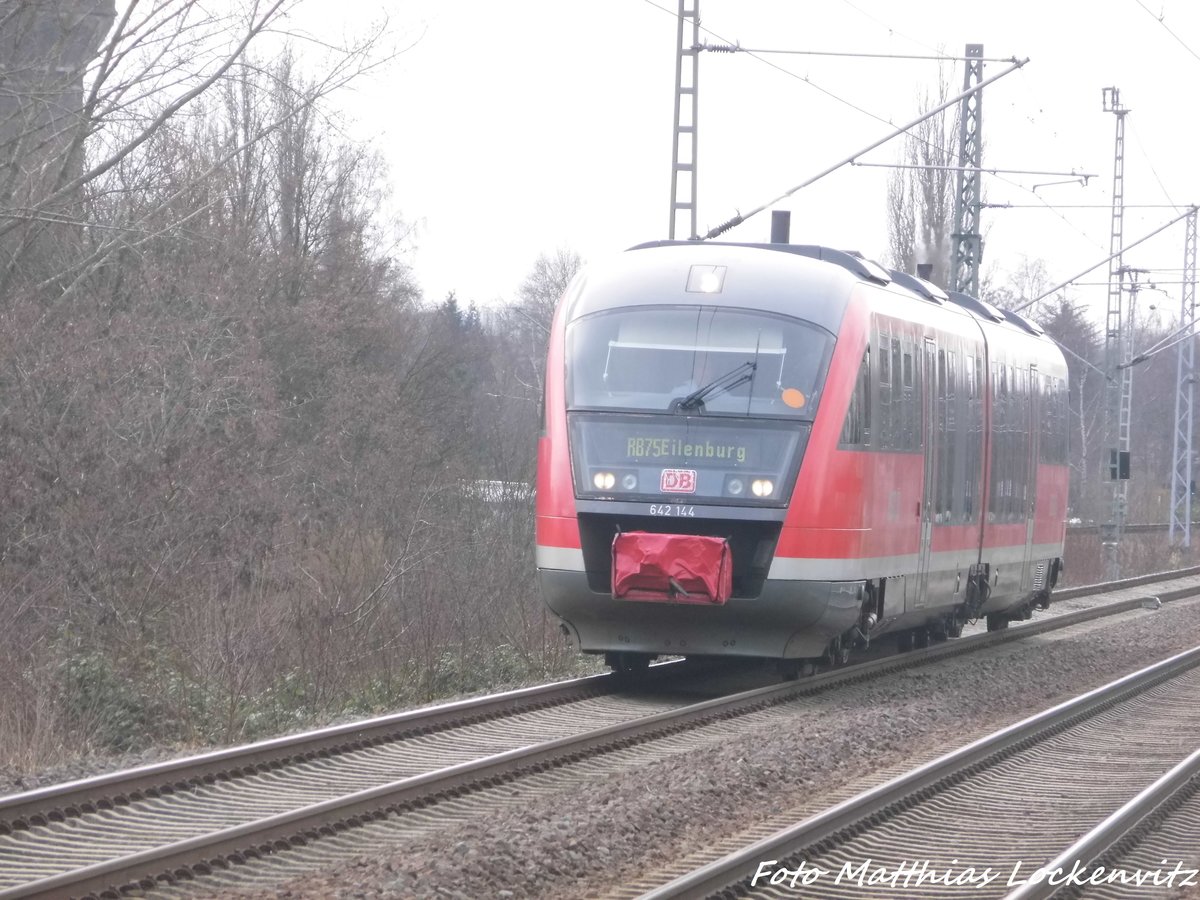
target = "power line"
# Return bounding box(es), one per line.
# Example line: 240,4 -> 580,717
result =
987,180 -> 1111,254
638,0 -> 958,135
852,161 -> 1097,180
698,42 -> 1017,63
1129,118 -> 1180,209
984,203 -> 1186,209
835,0 -> 945,56
642,0 -> 1054,204
700,57 -> 1028,239
1015,206 -> 1200,313
639,0 -> 1110,260
1067,280 -> 1192,286
1133,0 -> 1200,64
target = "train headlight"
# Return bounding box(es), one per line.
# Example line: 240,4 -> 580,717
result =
621,473 -> 639,491
592,471 -> 616,490
751,478 -> 774,498
725,477 -> 745,496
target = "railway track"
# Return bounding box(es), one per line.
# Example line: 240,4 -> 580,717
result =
1065,522 -> 1173,536
1,568 -> 1198,899
635,644 -> 1200,899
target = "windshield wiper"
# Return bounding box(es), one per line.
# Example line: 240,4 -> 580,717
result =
672,361 -> 757,412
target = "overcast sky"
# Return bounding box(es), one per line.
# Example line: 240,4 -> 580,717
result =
300,0 -> 1200,319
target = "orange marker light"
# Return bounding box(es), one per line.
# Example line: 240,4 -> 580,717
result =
781,388 -> 806,409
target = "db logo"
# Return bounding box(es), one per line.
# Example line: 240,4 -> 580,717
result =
660,468 -> 697,493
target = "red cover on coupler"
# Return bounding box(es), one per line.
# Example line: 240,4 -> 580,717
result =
611,532 -> 733,604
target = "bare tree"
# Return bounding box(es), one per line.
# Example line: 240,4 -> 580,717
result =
500,246 -> 583,423
515,247 -> 583,335
0,3 -> 427,761
1037,296 -> 1104,518
884,71 -> 959,288
0,6 -> 603,770
0,0 -> 392,298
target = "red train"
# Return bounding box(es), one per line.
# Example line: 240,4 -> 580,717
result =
535,239 -> 1068,675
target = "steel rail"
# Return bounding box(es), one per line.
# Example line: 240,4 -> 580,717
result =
1065,522 -> 1172,535
1002,747 -> 1200,900
635,644 -> 1200,900
1054,564 -> 1200,599
0,665 -> 642,832
5,575 -> 1198,899
4,563 -> 1190,836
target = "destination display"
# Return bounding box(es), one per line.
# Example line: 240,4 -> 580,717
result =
568,413 -> 808,506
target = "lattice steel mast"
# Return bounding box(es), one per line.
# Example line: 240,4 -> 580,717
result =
1102,86 -> 1130,581
951,44 -> 984,296
668,0 -> 700,240
1170,209 -> 1199,546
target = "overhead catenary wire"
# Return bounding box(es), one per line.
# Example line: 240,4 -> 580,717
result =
641,0 -> 1112,260
835,0 -> 946,56
1014,206 -> 1200,313
851,162 -> 1097,180
1129,119 -> 1181,210
1068,280 -> 1192,286
983,203 -> 1186,209
1052,339 -> 1109,380
639,0 -> 969,145
822,10 -> 1100,249
699,56 -> 1028,240
1133,0 -> 1200,64
1131,313 -> 1194,360
698,42 -> 1019,63
1121,319 -> 1199,369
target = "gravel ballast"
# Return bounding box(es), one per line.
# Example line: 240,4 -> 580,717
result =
186,597 -> 1200,899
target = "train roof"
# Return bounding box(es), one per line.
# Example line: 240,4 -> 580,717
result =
568,240 -> 1055,348
566,241 -> 862,335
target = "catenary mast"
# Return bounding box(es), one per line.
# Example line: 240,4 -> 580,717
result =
1101,87 -> 1129,581
1170,210 -> 1198,547
950,44 -> 985,296
669,0 -> 701,240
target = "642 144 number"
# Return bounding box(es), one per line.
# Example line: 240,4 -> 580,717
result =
649,504 -> 695,517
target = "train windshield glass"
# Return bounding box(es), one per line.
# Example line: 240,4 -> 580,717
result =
567,306 -> 834,418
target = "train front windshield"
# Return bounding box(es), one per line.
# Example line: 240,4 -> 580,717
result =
567,306 -> 834,418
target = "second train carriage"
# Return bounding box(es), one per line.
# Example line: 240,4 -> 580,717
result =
535,239 -> 1069,673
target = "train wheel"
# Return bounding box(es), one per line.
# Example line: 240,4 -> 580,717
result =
946,615 -> 964,639
986,613 -> 1009,632
913,627 -> 931,649
896,630 -> 914,653
606,652 -> 652,674
820,636 -> 851,669
778,659 -> 816,681
834,640 -> 851,667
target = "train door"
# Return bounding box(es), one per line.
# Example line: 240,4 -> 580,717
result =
1021,364 -> 1040,588
915,337 -> 938,607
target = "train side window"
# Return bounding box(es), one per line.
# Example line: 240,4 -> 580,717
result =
839,347 -> 871,448
877,330 -> 892,449
1041,374 -> 1068,465
945,349 -> 960,522
891,338 -> 901,386
988,361 -> 1005,522
883,340 -> 896,450
934,349 -> 947,522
